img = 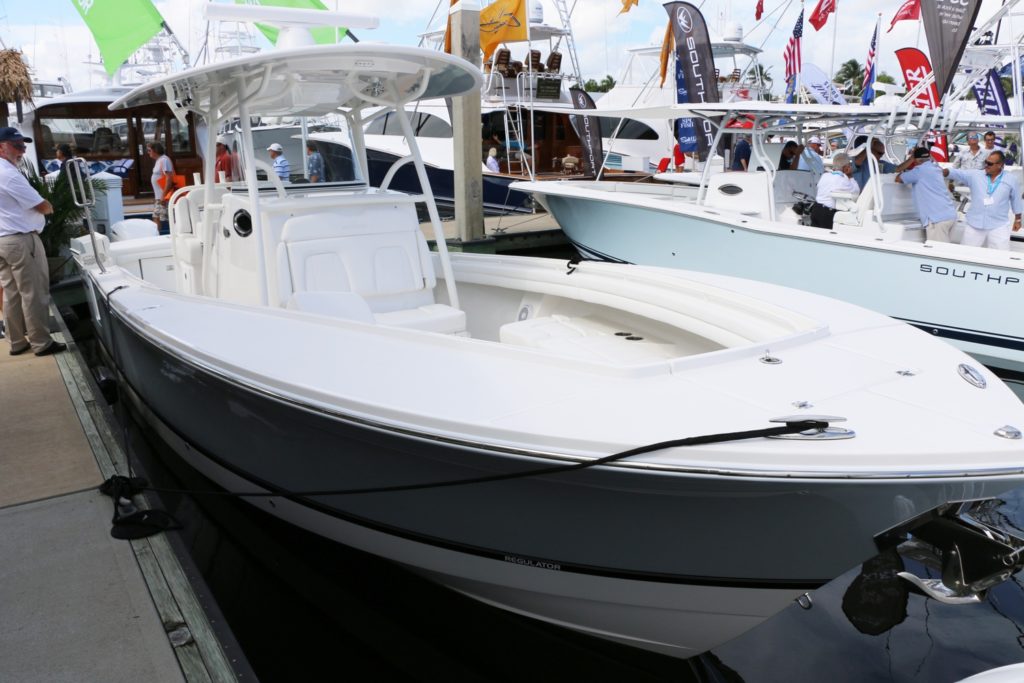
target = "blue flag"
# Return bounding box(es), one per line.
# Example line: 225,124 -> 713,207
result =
673,58 -> 697,152
972,69 -> 1010,115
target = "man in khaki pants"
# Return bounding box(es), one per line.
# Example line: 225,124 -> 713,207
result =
0,127 -> 65,356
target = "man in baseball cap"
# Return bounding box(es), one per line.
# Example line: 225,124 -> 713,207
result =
0,127 -> 32,144
215,135 -> 235,182
0,126 -> 69,356
896,147 -> 957,243
267,142 -> 290,181
798,135 -> 825,174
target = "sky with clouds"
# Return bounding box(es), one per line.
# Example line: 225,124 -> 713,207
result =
0,0 -> 1013,97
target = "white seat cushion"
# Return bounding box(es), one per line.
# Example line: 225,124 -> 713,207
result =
286,291 -> 375,323
374,304 -> 467,335
274,209 -> 465,334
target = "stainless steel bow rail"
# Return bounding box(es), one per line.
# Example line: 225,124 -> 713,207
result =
67,157 -> 106,274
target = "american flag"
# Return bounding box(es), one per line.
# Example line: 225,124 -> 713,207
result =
784,10 -> 803,82
861,21 -> 878,104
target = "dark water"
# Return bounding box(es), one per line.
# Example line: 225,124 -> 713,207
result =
65,305 -> 1024,683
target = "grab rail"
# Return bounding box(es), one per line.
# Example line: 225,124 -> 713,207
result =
67,157 -> 106,274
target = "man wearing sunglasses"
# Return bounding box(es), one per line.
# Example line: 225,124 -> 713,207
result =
0,127 -> 66,356
944,151 -> 1023,250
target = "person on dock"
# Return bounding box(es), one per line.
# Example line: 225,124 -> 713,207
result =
943,150 -> 1023,250
215,136 -> 235,182
267,143 -> 290,181
306,142 -> 324,183
147,142 -> 174,235
895,147 -> 957,243
810,153 -> 859,231
0,127 -> 66,356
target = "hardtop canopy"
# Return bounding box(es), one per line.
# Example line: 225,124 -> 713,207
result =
109,43 -> 482,118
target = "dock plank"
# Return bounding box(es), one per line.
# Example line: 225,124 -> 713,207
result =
0,347 -> 102,508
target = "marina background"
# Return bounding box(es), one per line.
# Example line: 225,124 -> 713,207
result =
1,0 -> 1013,98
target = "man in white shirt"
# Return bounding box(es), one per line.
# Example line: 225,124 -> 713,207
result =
0,127 -> 65,356
810,153 -> 859,230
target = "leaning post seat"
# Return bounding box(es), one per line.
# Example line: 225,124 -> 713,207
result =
275,203 -> 466,335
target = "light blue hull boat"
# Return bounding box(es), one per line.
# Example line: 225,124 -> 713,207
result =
519,180 -> 1024,373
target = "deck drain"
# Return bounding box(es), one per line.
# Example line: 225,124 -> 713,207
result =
625,336 -> 644,341
614,332 -> 632,336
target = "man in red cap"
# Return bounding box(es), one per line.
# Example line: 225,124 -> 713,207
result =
0,127 -> 66,356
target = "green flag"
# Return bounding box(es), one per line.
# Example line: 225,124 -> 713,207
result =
70,0 -> 165,76
236,0 -> 348,45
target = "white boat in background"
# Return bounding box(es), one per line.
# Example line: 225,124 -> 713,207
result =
12,84 -> 203,214
595,20 -> 770,173
960,663 -> 1024,682
63,40 -> 1024,659
517,101 -> 1024,374
309,0 -> 596,214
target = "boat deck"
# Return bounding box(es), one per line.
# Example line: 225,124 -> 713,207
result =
0,311 -> 240,682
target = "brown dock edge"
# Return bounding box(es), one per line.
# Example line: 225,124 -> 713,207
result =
51,307 -> 247,683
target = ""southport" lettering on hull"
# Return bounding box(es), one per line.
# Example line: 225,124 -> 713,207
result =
920,264 -> 1021,286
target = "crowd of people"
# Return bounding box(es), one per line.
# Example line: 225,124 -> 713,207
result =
726,129 -> 1021,251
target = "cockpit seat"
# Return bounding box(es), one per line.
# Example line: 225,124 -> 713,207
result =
276,210 -> 466,334
285,291 -> 375,323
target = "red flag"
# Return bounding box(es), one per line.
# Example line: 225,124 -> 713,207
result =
928,132 -> 948,162
887,0 -> 920,33
895,47 -> 940,109
755,0 -> 764,21
808,0 -> 836,31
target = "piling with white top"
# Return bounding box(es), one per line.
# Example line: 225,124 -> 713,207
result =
450,0 -> 486,243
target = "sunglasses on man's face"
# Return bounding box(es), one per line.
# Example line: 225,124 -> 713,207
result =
2,141 -> 26,151
985,160 -> 1002,166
